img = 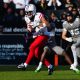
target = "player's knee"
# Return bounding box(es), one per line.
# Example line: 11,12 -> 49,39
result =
30,44 -> 36,49
71,45 -> 76,50
35,53 -> 38,58
62,51 -> 66,56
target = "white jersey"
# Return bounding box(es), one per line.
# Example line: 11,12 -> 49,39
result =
25,12 -> 43,28
34,13 -> 43,28
25,12 -> 50,36
63,18 -> 80,38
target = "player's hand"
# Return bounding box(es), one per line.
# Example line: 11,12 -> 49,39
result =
66,37 -> 73,42
33,35 -> 37,38
27,25 -> 33,32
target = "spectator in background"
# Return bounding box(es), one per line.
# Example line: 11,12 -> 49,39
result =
36,0 -> 48,14
60,11 -> 67,22
3,2 -> 9,15
49,12 -> 58,26
48,12 -> 57,32
77,0 -> 80,6
72,7 -> 79,19
47,0 -> 62,11
77,7 -> 80,17
3,6 -> 15,27
9,0 -> 15,11
19,10 -> 25,18
3,0 -> 11,15
17,9 -> 26,27
0,0 -> 3,26
13,0 -> 25,9
25,0 -> 30,6
67,6 -> 73,13
13,9 -> 25,27
11,0 -> 26,27
64,0 -> 77,9
12,0 -> 25,15
3,0 -> 10,3
78,0 -> 80,2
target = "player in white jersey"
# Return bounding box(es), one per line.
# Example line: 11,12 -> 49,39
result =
17,4 -> 53,75
62,13 -> 80,72
24,4 -> 49,36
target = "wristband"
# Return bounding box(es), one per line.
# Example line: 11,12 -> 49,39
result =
65,37 -> 72,42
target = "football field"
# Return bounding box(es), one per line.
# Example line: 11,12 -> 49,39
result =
0,65 -> 80,80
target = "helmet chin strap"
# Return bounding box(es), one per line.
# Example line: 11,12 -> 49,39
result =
26,12 -> 33,18
28,15 -> 33,18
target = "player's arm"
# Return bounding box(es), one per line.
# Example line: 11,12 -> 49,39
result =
25,17 -> 34,32
27,22 -> 34,32
33,13 -> 50,37
62,28 -> 72,42
62,28 -> 67,40
40,15 -> 50,28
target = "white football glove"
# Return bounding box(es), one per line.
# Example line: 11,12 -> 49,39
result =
65,37 -> 73,42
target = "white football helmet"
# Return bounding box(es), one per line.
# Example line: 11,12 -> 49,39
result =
25,4 -> 36,18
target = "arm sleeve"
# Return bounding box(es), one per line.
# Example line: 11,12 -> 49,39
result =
63,28 -> 67,32
47,0 -> 52,6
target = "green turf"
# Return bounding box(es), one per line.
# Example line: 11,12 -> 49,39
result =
0,65 -> 80,80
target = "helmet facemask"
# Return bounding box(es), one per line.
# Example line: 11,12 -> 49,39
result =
25,4 -> 36,18
25,11 -> 33,18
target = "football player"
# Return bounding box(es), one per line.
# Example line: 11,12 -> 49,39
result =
17,4 -> 53,75
62,13 -> 80,71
